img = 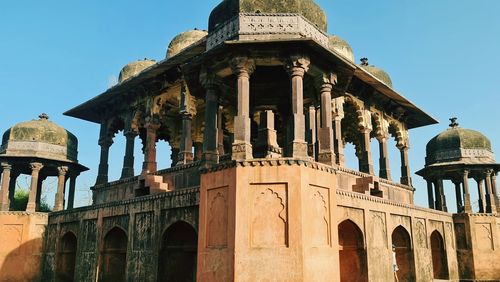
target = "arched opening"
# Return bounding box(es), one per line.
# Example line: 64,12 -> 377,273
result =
338,220 -> 368,282
56,232 -> 77,282
392,226 -> 416,282
342,101 -> 363,172
99,227 -> 127,282
431,230 -> 449,279
158,221 -> 198,282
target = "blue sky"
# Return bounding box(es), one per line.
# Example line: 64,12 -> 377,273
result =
1,0 -> 499,210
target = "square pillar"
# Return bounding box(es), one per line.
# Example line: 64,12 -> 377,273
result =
200,71 -> 220,165
316,73 -> 337,166
67,172 -> 78,209
0,163 -> 12,211
26,162 -> 43,212
142,118 -> 160,174
426,179 -> 435,209
484,169 -> 497,213
54,166 -> 68,212
96,122 -> 112,185
399,146 -> 412,186
454,180 -> 463,213
121,130 -> 137,179
377,136 -> 391,180
476,178 -> 486,213
462,170 -> 472,213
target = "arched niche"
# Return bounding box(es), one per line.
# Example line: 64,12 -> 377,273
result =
391,225 -> 416,282
157,221 -> 198,282
99,227 -> 128,282
431,230 -> 449,279
56,231 -> 77,282
338,220 -> 368,282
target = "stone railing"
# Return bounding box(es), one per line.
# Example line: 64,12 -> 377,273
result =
207,13 -> 329,50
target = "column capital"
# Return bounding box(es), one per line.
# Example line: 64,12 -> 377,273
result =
199,68 -> 220,90
463,169 -> 470,177
285,55 -> 310,77
144,117 -> 161,130
484,169 -> 494,177
98,136 -> 113,147
58,166 -> 69,176
1,163 -> 12,171
29,162 -> 43,172
229,56 -> 255,78
124,129 -> 138,138
315,72 -> 337,90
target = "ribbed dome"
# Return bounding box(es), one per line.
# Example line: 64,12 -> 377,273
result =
118,59 -> 156,83
328,35 -> 354,63
359,58 -> 393,88
208,0 -> 327,32
166,29 -> 208,59
0,114 -> 79,162
425,120 -> 495,165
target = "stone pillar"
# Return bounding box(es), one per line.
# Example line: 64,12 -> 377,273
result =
426,179 -> 435,209
454,180 -> 463,213
434,178 -> 447,212
377,136 -> 391,180
96,122 -> 112,185
121,130 -> 137,179
194,142 -> 203,161
67,172 -> 78,209
0,163 -> 12,211
26,162 -> 43,212
177,112 -> 194,165
217,106 -> 225,156
230,57 -> 254,160
35,175 -> 46,211
286,55 -> 310,158
484,170 -> 497,213
317,73 -> 336,166
359,128 -> 374,174
399,146 -> 412,186
476,178 -> 486,213
201,73 -> 219,165
492,172 -> 500,213
54,166 -> 68,212
7,172 -> 18,210
305,106 -> 316,158
333,116 -> 344,166
256,109 -> 281,158
142,119 -> 160,174
462,170 -> 472,213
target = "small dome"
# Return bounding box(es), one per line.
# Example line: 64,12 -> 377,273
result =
328,35 -> 354,63
1,114 -> 79,162
166,29 -> 208,59
425,118 -> 495,165
208,0 -> 327,32
118,59 -> 156,83
359,58 -> 393,88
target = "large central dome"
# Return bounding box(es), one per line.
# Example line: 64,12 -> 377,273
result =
208,0 -> 327,32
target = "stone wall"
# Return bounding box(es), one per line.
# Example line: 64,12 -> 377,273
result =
0,212 -> 48,282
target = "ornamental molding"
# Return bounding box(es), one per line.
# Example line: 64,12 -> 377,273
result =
207,13 -> 329,51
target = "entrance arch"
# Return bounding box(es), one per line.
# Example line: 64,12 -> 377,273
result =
99,227 -> 127,282
338,220 -> 368,282
392,226 -> 416,282
157,221 -> 198,282
431,230 -> 449,279
56,232 -> 77,282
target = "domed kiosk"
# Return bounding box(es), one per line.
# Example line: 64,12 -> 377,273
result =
359,57 -> 393,88
0,114 -> 88,212
118,59 -> 156,83
167,29 -> 208,59
417,118 -> 500,213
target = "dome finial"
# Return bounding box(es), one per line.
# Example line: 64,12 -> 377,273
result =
39,113 -> 49,120
449,117 -> 459,128
360,57 -> 369,66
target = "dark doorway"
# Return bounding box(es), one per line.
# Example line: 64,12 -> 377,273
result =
99,227 -> 127,282
392,226 -> 416,282
338,220 -> 368,282
56,232 -> 77,282
431,230 -> 449,279
158,221 -> 198,282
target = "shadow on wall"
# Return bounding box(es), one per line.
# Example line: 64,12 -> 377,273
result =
0,238 -> 43,282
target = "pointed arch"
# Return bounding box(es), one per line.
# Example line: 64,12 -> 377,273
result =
431,230 -> 449,279
56,231 -> 77,282
338,219 -> 368,282
99,227 -> 128,282
158,221 -> 198,282
392,225 -> 416,282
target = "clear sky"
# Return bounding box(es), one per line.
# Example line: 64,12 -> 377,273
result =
1,0 -> 499,210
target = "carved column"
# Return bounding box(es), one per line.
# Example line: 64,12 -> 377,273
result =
178,84 -> 195,165
377,135 -> 391,180
142,118 -> 160,174
399,145 -> 412,186
484,169 -> 497,213
27,162 -> 43,212
230,57 -> 254,160
434,178 -> 447,212
194,142 -> 203,161
426,179 -> 435,209
492,172 -> 500,213
476,178 -> 486,213
96,123 -> 113,185
217,106 -> 225,156
285,55 -> 310,158
332,97 -> 345,166
0,163 -> 12,211
317,73 -> 337,166
201,71 -> 219,165
359,128 -> 374,174
35,175 -> 46,211
67,172 -> 78,210
54,166 -> 68,212
121,130 -> 137,179
305,106 -> 316,158
7,172 -> 18,210
256,109 -> 281,158
453,180 -> 463,213
462,170 -> 472,213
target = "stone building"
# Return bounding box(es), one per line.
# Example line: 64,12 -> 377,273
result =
0,114 -> 87,281
18,0 -> 498,281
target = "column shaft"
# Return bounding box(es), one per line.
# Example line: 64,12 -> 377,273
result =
426,179 -> 435,209
305,106 -> 316,158
400,147 -> 412,186
454,182 -> 463,213
492,173 -> 500,213
462,170 -> 472,213
317,82 -> 335,165
27,163 -> 43,212
67,174 -> 77,209
0,164 -> 12,211
142,121 -> 160,174
96,123 -> 112,185
378,137 -> 391,180
202,82 -> 219,165
477,179 -> 486,213
485,170 -> 496,213
54,166 -> 68,211
231,59 -> 253,160
334,117 -> 344,166
217,106 -> 225,156
360,129 -> 374,174
121,132 -> 136,179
